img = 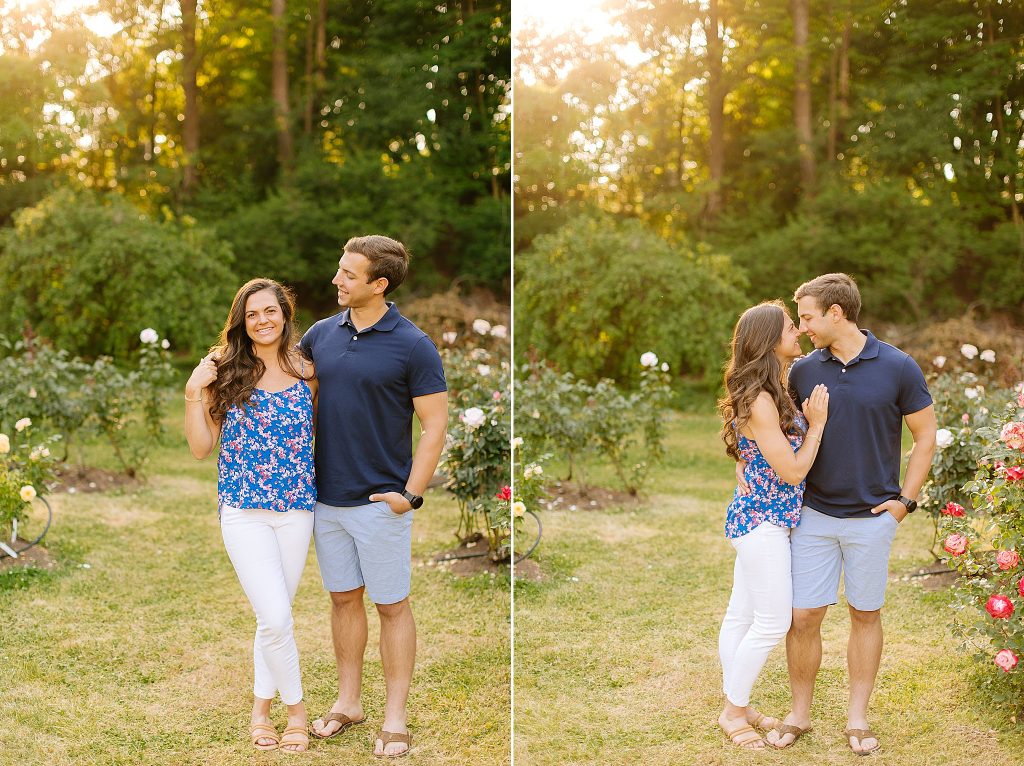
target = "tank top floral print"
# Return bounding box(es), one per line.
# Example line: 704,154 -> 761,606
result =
217,380 -> 316,512
724,412 -> 807,539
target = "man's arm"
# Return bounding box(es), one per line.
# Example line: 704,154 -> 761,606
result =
369,390 -> 449,512
870,404 -> 937,521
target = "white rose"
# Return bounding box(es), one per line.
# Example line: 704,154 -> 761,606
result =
531,464 -> 543,476
935,428 -> 954,449
0,434 -> 9,453
161,339 -> 170,349
660,362 -> 669,372
512,501 -> 526,518
140,328 -> 159,344
980,349 -> 996,363
477,364 -> 492,376
472,319 -> 492,335
28,387 -> 37,398
20,485 -> 37,502
512,436 -> 523,449
640,351 -> 659,368
531,410 -> 540,419
960,344 -> 978,360
442,331 -> 457,345
524,465 -> 536,479
15,418 -> 31,432
461,407 -> 486,429
932,356 -> 946,368
490,325 -> 507,339
964,387 -> 979,400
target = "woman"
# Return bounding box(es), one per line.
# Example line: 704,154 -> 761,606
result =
184,278 -> 317,753
715,300 -> 828,750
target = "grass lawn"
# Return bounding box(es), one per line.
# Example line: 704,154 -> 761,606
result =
513,411 -> 1024,765
0,405 -> 510,766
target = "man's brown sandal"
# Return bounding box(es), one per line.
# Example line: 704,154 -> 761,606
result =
374,730 -> 412,758
844,728 -> 881,756
719,722 -> 765,749
310,711 -> 366,740
766,722 -> 812,749
249,722 -> 280,751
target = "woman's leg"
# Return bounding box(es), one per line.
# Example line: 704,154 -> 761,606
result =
719,547 -> 754,703
724,522 -> 793,707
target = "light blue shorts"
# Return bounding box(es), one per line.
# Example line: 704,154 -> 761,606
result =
312,500 -> 413,605
791,505 -> 899,612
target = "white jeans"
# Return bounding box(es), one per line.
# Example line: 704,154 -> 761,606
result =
719,521 -> 793,707
221,505 -> 314,705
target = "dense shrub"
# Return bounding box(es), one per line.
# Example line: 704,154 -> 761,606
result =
0,189 -> 236,357
515,215 -> 747,383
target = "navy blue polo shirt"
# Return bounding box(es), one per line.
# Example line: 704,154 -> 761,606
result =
789,330 -> 932,519
299,303 -> 447,507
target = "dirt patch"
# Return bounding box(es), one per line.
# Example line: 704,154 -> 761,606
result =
0,539 -> 56,571
429,535 -> 509,578
543,481 -> 641,512
512,558 -> 543,582
52,465 -> 141,494
895,562 -> 959,591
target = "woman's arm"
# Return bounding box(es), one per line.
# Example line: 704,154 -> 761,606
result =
744,386 -> 828,486
184,354 -> 222,460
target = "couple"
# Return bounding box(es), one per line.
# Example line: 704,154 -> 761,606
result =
183,235 -> 449,756
717,273 -> 937,754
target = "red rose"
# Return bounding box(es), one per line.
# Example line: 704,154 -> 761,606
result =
996,550 -> 1021,570
985,594 -> 1015,619
496,485 -> 512,501
995,649 -> 1019,672
1004,465 -> 1024,482
941,502 -> 966,517
943,533 -> 969,556
1019,577 -> 1024,598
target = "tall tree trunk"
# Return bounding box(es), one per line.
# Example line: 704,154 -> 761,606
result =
181,0 -> 199,193
792,0 -> 815,196
825,15 -> 850,163
465,0 -> 500,198
303,4 -> 314,135
272,0 -> 294,176
705,0 -> 725,221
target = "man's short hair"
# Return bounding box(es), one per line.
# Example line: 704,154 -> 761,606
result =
344,235 -> 409,296
794,273 -> 861,323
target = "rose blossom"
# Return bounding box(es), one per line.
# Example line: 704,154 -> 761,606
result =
472,318 -> 491,335
139,328 -> 159,344
19,485 -> 37,502
995,649 -> 1019,672
161,339 -> 170,349
996,550 -> 1020,570
477,364 -> 492,376
490,325 -> 507,339
442,331 -> 457,345
661,362 -> 669,372
985,594 -> 1014,619
960,343 -> 979,359
933,356 -> 947,368
964,387 -> 979,400
14,418 -> 31,432
935,429 -> 954,448
640,351 -> 659,368
1018,387 -> 1024,408
512,501 -> 526,518
492,391 -> 502,401
496,486 -> 512,501
1005,465 -> 1024,482
460,407 -> 486,429
943,533 -> 969,556
1019,577 -> 1024,598
980,349 -> 996,363
999,421 -> 1024,450
0,434 -> 9,454
942,502 -> 965,517
512,436 -> 523,449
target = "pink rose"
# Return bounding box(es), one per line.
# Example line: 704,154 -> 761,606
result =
1019,577 -> 1024,598
943,533 -> 969,556
985,594 -> 1015,619
941,502 -> 966,517
1019,389 -> 1024,408
1005,465 -> 1024,482
962,413 -> 970,424
1001,421 -> 1024,450
996,550 -> 1020,570
492,390 -> 502,401
995,649 -> 1019,672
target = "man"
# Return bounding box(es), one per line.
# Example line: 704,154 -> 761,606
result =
299,235 -> 448,757
766,273 -> 936,754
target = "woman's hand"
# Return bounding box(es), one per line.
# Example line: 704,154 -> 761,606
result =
801,383 -> 829,428
186,353 -> 218,398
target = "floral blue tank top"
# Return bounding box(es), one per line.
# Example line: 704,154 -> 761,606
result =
218,380 -> 316,512
724,413 -> 807,539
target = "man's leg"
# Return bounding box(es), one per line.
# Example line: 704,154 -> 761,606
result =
374,597 -> 416,757
310,587 -> 368,736
765,606 -> 826,746
846,605 -> 882,754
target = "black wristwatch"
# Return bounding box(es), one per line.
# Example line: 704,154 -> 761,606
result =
894,494 -> 917,513
401,490 -> 424,510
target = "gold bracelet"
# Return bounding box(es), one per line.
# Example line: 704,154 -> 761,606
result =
185,393 -> 205,403
807,432 -> 822,442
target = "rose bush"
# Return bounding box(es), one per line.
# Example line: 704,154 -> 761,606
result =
0,419 -> 60,546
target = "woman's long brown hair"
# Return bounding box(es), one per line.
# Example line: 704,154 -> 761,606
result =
207,278 -> 311,422
718,300 -> 805,461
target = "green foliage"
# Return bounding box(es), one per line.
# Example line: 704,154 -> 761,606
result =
515,215 -> 747,382
0,421 -> 59,541
940,394 -> 1024,718
0,189 -> 236,357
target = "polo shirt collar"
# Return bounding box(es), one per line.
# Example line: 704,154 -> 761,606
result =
817,329 -> 880,364
337,302 -> 402,332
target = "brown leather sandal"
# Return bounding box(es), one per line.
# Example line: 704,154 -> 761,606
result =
766,722 -> 812,749
844,727 -> 881,755
310,711 -> 366,739
720,722 -> 764,749
374,729 -> 412,758
249,722 -> 280,751
279,725 -> 309,753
